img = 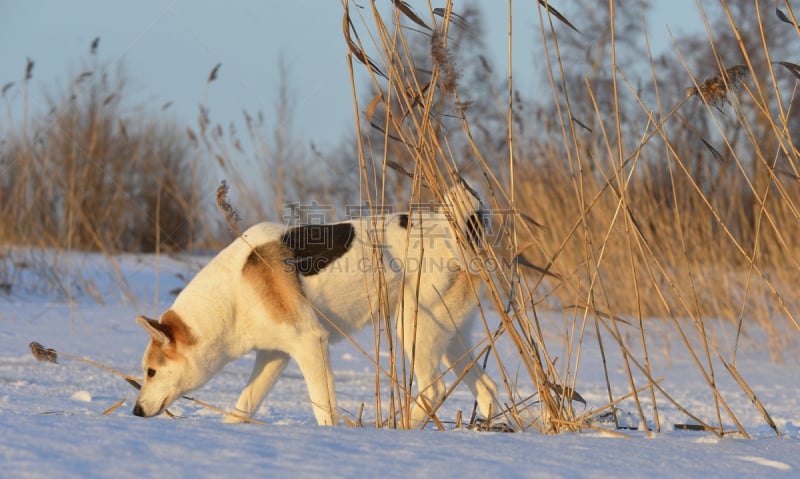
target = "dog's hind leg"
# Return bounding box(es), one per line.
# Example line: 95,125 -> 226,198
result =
224,349 -> 290,423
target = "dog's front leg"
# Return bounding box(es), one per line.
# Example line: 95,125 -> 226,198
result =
291,329 -> 337,426
224,349 -> 290,424
442,338 -> 502,423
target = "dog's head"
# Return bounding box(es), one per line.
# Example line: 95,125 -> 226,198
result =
132,311 -> 199,418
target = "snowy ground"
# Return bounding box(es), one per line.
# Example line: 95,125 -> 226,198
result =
1,253 -> 799,478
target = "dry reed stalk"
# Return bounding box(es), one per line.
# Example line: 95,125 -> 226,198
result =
549,418 -> 634,438
608,10 -> 656,435
581,72 -> 655,435
575,377 -> 664,424
29,341 -> 268,424
102,398 -> 126,416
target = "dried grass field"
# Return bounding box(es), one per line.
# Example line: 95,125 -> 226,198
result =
1,1 -> 800,477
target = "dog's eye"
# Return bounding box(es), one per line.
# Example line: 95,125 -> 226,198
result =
147,368 -> 157,378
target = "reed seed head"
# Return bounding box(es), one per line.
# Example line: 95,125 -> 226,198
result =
25,58 -> 34,81
208,62 -> 222,83
29,342 -> 58,364
686,64 -> 749,108
430,28 -> 459,95
216,180 -> 241,235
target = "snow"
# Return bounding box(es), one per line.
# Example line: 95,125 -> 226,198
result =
1,252 -> 799,478
69,390 -> 92,403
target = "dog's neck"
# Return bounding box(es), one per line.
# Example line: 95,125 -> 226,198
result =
169,273 -> 251,373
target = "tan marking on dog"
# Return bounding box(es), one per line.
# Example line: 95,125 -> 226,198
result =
144,342 -> 167,367
242,241 -> 303,322
160,310 -> 197,346
144,338 -> 191,366
141,311 -> 196,366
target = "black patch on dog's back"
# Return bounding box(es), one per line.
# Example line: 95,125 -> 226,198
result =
466,211 -> 486,248
281,223 -> 355,276
398,214 -> 409,229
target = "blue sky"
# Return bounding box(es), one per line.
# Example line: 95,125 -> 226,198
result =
1,1 -> 702,150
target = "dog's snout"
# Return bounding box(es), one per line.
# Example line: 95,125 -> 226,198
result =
132,404 -> 145,417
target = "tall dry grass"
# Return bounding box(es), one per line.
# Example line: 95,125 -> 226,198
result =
338,0 -> 798,435
0,41 -> 203,298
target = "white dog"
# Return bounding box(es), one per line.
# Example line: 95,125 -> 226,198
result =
132,183 -> 501,427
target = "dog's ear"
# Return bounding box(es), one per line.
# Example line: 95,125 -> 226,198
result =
136,315 -> 171,345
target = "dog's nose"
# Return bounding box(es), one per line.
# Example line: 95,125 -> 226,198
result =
132,404 -> 145,417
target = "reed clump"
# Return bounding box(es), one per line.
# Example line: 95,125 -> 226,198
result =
339,0 -> 796,436
0,41 -> 201,254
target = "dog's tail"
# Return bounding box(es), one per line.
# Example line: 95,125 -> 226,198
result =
443,179 -> 487,249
